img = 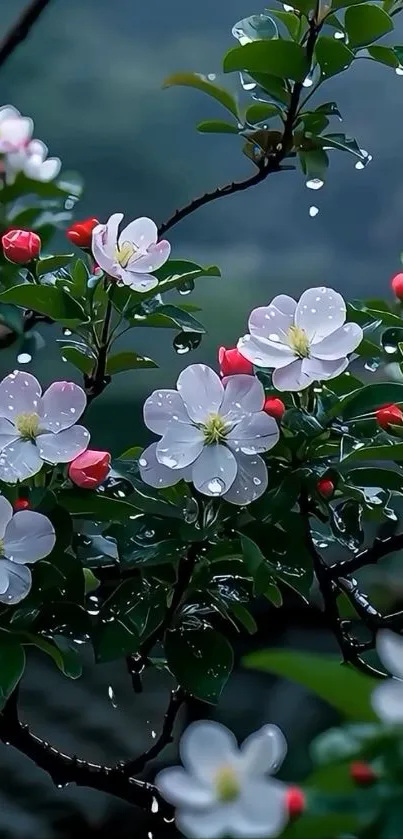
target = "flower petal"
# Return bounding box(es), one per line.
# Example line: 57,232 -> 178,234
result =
0,563 -> 10,595
156,767 -> 214,808
191,444 -> 237,496
0,417 -> 19,451
139,442 -> 190,488
118,216 -> 158,250
238,335 -> 294,369
232,778 -> 287,838
223,452 -> 268,506
270,295 -> 297,317
249,304 -> 293,344
127,240 -> 171,273
39,381 -> 87,431
177,365 -> 224,423
0,560 -> 32,605
176,806 -> 232,839
0,439 -> 43,482
0,371 -> 41,420
0,106 -> 20,123
118,269 -> 159,292
157,422 -> 204,469
272,359 -> 310,392
376,629 -> 403,679
92,213 -> 123,272
312,322 -> 363,359
220,376 -> 264,422
37,426 -> 90,463
372,680 -> 403,724
227,413 -> 279,455
240,725 -> 287,775
295,287 -> 346,342
180,721 -> 238,783
4,510 -> 55,564
0,496 -> 13,540
302,356 -> 349,382
143,389 -> 189,434
35,157 -> 61,182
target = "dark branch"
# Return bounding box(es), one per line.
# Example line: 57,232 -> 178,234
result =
121,687 -> 185,776
328,532 -> 403,579
0,0 -> 52,70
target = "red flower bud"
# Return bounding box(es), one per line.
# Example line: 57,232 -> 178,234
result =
2,229 -> 41,264
391,272 -> 403,300
218,347 -> 253,377
263,396 -> 285,421
68,449 -> 111,489
317,478 -> 334,499
376,403 -> 403,430
66,217 -> 99,249
350,761 -> 377,786
286,786 -> 305,818
13,498 -> 30,511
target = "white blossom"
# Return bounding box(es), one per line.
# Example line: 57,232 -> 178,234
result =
372,630 -> 403,724
238,288 -> 363,392
0,496 -> 55,604
156,720 -> 288,839
139,364 -> 279,504
4,139 -> 61,184
92,214 -> 171,292
0,105 -> 33,153
0,372 -> 90,482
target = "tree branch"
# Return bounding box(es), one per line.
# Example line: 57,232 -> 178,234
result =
121,687 -> 185,776
328,532 -> 403,579
0,0 -> 52,70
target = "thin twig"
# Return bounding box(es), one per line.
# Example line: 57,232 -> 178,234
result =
0,0 -> 52,70
121,687 -> 185,776
328,532 -> 403,579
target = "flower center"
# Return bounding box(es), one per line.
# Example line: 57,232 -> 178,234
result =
203,413 -> 229,445
214,765 -> 240,803
287,325 -> 310,358
15,411 -> 40,439
0,538 -> 4,556
114,241 -> 137,269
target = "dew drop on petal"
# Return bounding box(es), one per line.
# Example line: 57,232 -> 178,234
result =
158,453 -> 178,468
139,457 -> 147,467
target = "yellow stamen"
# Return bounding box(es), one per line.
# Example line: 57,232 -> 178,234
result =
15,412 -> 40,439
203,413 -> 229,445
114,241 -> 137,269
287,325 -> 310,358
0,538 -> 4,556
215,766 -> 240,803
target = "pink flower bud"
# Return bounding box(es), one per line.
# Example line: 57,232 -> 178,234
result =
2,229 -> 41,263
218,347 -> 253,377
68,449 -> 111,489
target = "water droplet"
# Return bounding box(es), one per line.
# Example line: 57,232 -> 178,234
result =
232,13 -> 278,46
108,685 -> 118,709
334,30 -> 345,39
63,328 -> 72,336
364,358 -> 381,372
283,3 -> 294,10
139,457 -> 147,467
17,353 -> 32,364
179,278 -> 195,296
183,496 -> 199,524
253,477 -> 261,486
151,797 -> 159,813
158,453 -> 178,468
396,65 -> 403,75
309,205 -> 319,217
173,331 -> 202,354
355,149 -> 372,170
306,178 -> 324,190
206,478 -> 226,495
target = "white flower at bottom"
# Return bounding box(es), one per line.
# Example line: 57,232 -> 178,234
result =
92,213 -> 171,292
237,287 -> 363,392
372,630 -> 403,724
0,496 -> 55,604
156,720 -> 288,839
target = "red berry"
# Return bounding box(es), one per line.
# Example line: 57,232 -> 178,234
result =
2,229 -> 41,264
317,478 -> 334,499
68,449 -> 111,489
391,272 -> 403,300
66,217 -> 99,249
376,403 -> 403,430
286,786 -> 305,818
218,346 -> 253,377
263,396 -> 285,421
350,761 -> 377,786
13,498 -> 30,511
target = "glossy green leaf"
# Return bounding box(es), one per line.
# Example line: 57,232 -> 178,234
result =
228,601 -> 258,634
0,303 -> 24,335
166,626 -> 234,703
130,305 -> 205,333
313,133 -> 364,159
61,346 -> 94,375
332,0 -> 375,8
106,352 -> 158,374
197,120 -> 239,134
248,73 -> 290,105
341,382 -> 403,418
245,102 -> 282,123
270,10 -> 301,39
345,4 -> 393,47
58,489 -> 142,520
36,254 -> 74,276
223,40 -> 309,82
345,466 -> 403,493
367,44 -> 399,67
0,630 -> 26,708
244,649 -> 377,720
0,284 -> 86,325
315,36 -> 354,77
94,620 -> 139,663
163,72 -> 239,117
342,441 -> 403,464
28,634 -> 82,678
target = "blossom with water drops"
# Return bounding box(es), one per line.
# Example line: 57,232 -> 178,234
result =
372,630 -> 403,724
237,288 -> 363,392
0,496 -> 55,604
139,364 -> 279,504
156,719 -> 288,839
92,214 -> 171,292
0,372 -> 89,482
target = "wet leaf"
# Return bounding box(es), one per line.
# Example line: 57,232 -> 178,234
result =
223,40 -> 309,82
163,72 -> 239,117
166,625 -> 233,703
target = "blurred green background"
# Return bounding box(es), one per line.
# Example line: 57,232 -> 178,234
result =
1,2 -> 403,836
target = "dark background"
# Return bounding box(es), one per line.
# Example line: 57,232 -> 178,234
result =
1,0 -> 403,836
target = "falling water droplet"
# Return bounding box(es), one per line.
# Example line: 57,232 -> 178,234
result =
108,685 -> 118,709
179,278 -> 195,296
355,149 -> 372,171
17,353 -> 32,364
306,178 -> 324,191
151,797 -> 159,813
173,331 -> 202,354
302,74 -> 314,88
309,205 -> 319,218
283,3 -> 294,10
207,73 -> 216,81
63,328 -> 72,336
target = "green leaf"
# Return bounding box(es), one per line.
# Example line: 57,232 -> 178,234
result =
298,148 -> 329,180
166,626 -> 234,703
270,10 -> 301,39
58,489 -> 142,520
130,305 -> 205,333
36,254 -> 74,277
345,466 -> 403,493
163,72 -> 239,118
315,36 -> 354,77
27,634 -> 82,678
94,620 -> 139,663
344,4 -> 393,47
0,284 -> 86,325
245,102 -> 282,123
227,601 -> 258,634
197,120 -> 239,134
282,0 -> 314,14
223,41 -> 309,82
367,44 -> 399,67
244,649 -> 377,720
332,0 -> 375,8
61,346 -> 94,375
0,630 -> 26,708
106,352 -> 158,374
313,132 -> 365,160
0,303 -> 24,335
240,534 -> 267,590
342,441 -> 403,464
340,382 -> 403,418
247,73 -> 290,105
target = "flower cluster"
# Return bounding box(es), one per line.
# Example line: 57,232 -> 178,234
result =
0,104 -> 60,183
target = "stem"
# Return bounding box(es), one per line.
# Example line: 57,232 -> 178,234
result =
121,687 -> 185,776
328,532 -> 403,578
84,284 -> 114,401
0,0 -> 52,69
